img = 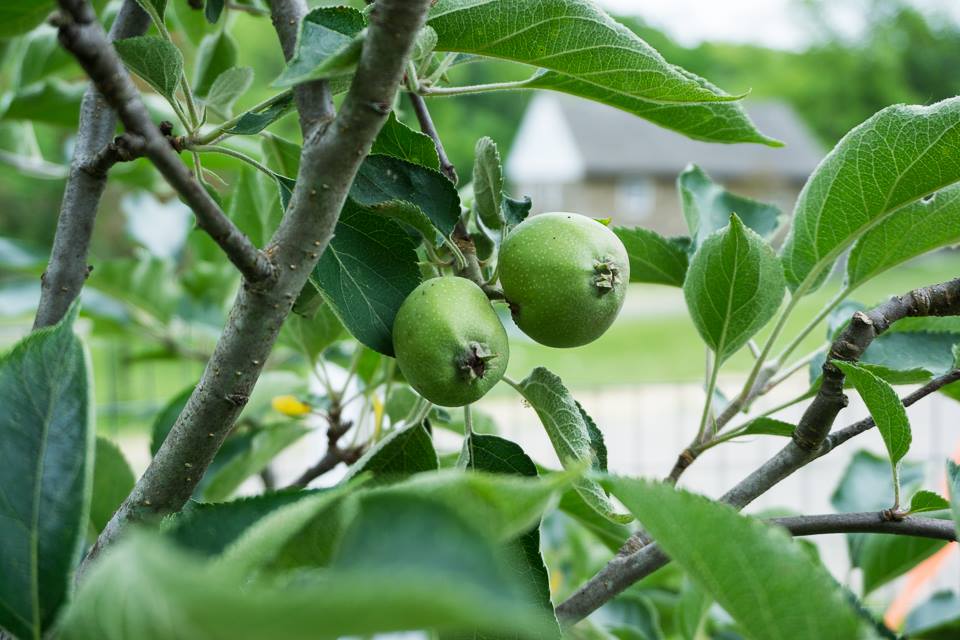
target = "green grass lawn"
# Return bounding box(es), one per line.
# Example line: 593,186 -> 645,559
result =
504,252 -> 960,390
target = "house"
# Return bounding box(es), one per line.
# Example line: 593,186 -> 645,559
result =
505,94 -> 823,237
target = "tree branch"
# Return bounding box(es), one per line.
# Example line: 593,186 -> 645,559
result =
408,92 -> 458,183
557,277 -> 960,624
32,0 -> 150,330
54,0 -> 273,284
770,512 -> 956,541
289,405 -> 364,488
79,0 -> 432,573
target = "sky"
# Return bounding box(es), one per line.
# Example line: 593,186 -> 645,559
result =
600,0 -> 960,50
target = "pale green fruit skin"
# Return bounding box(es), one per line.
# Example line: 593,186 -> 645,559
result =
499,212 -> 630,348
392,277 -> 509,407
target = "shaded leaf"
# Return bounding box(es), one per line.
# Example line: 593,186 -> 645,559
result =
345,421 -> 438,483
603,478 -> 866,640
678,164 -> 782,248
0,307 -> 92,640
859,533 -> 946,595
274,7 -> 365,87
472,136 -> 504,230
738,417 -> 795,438
310,202 -> 422,356
371,111 -> 440,170
165,491 -> 310,556
61,529 -> 553,640
352,154 -> 462,237
905,591 -> 960,640
613,227 -> 689,287
193,30 -> 238,98
515,368 -> 630,524
114,36 -> 184,102
202,424 -> 310,502
0,1 -> 56,38
89,437 -> 135,535
2,80 -> 87,127
683,214 -> 785,363
206,67 -> 254,118
279,302 -> 344,363
949,461 -> 960,536
225,92 -> 296,136
782,98 -> 960,294
205,0 -> 224,23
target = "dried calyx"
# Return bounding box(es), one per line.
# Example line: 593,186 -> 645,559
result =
457,341 -> 497,380
592,257 -> 623,294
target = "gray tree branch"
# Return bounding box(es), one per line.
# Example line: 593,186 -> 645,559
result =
556,277 -> 960,624
770,512 -> 956,541
54,0 -> 273,283
78,0 -> 432,572
32,0 -> 149,330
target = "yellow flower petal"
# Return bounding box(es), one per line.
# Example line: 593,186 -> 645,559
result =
272,395 -> 311,417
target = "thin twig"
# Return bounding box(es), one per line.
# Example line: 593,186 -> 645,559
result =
408,91 -> 458,184
54,0 -> 273,284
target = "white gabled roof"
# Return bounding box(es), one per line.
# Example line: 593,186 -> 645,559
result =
507,93 -> 823,183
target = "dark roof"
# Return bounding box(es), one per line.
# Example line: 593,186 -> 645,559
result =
555,95 -> 824,181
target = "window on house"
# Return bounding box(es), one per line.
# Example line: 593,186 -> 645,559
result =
616,178 -> 655,220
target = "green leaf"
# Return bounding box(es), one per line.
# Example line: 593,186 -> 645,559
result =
949,461 -> 960,536
133,0 -> 167,22
2,80 -> 86,127
503,195 -> 532,227
515,367 -> 630,524
352,154 -> 462,237
0,237 -> 46,271
205,0 -> 224,23
114,36 -> 184,103
374,468 -> 566,542
428,0 -> 738,106
279,302 -> 344,362
834,361 -> 912,465
150,385 -> 193,456
907,490 -> 950,515
165,491 -> 310,556
557,488 -> 630,552
89,437 -> 135,535
274,7 -> 366,87
738,417 -> 796,438
603,478 -> 867,640
371,111 -> 440,170
678,164 -> 782,248
461,434 -> 558,636
215,484 -> 357,578
683,214 -> 785,363
226,166 -> 280,248
613,227 -> 689,287
193,30 -> 238,98
0,307 -> 93,640
201,424 -> 310,502
311,202 -> 422,356
858,533 -> 946,595
62,529 -> 553,640
0,1 -> 56,38
857,331 -> 960,383
830,450 -> 941,594
782,98 -> 960,294
225,92 -> 296,136
472,136 -> 504,230
847,183 -> 960,288
205,67 -> 254,118
522,67 -> 779,147
905,591 -> 960,640
345,421 -> 439,483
